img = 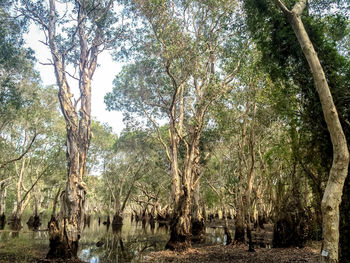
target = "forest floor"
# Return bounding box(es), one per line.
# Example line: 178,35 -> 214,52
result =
143,242 -> 321,263
0,241 -> 321,263
0,236 -> 47,263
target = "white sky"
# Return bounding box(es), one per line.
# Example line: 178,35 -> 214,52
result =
24,24 -> 125,136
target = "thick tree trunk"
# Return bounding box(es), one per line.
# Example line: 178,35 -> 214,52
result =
45,0 -> 95,259
191,182 -> 205,243
166,185 -> 191,251
27,194 -> 42,231
47,137 -> 87,259
112,213 -> 123,233
275,1 -> 350,261
191,140 -> 205,242
8,211 -> 22,231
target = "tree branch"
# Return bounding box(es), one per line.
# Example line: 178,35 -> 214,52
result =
0,132 -> 38,169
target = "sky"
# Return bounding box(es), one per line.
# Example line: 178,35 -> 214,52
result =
24,24 -> 125,136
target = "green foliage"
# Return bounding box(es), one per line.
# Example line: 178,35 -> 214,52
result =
244,0 -> 350,176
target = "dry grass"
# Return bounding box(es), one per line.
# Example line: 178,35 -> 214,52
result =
142,243 -> 321,263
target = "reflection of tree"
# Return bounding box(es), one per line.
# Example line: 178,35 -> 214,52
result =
85,222 -> 167,262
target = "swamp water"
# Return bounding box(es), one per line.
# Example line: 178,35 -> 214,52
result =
0,217 -> 226,263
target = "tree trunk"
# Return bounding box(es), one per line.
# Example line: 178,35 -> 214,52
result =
340,175 -> 350,263
166,184 -> 192,251
275,1 -> 350,261
9,157 -> 31,231
45,0 -> 96,259
27,195 -> 42,231
0,183 -> 6,230
235,100 -> 249,243
191,182 -> 205,243
245,97 -> 257,252
8,214 -> 21,231
169,98 -> 181,208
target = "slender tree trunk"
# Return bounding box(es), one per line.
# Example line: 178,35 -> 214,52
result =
235,101 -> 250,242
9,157 -> 31,231
169,100 -> 182,208
246,97 -> 256,252
340,176 -> 350,262
274,1 -> 350,261
0,183 -> 6,230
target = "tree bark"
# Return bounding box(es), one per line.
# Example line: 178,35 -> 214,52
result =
245,96 -> 257,252
46,0 -> 97,259
166,183 -> 192,251
275,1 -> 350,261
235,100 -> 250,242
191,182 -> 205,242
0,182 -> 7,230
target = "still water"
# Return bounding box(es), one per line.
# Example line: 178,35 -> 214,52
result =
0,217 -> 225,263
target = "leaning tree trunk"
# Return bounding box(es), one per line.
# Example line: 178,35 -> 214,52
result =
275,1 -> 350,262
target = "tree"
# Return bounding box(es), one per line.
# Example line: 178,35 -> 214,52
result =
244,0 -> 349,261
21,0 -> 122,258
106,0 -> 245,250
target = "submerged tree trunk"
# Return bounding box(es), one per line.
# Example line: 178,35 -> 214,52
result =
8,213 -> 22,231
274,1 -> 350,261
27,195 -> 42,231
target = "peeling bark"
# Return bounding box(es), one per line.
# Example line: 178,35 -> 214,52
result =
166,185 -> 192,251
45,0 -> 97,258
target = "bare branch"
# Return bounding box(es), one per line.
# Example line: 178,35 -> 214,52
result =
0,132 -> 38,169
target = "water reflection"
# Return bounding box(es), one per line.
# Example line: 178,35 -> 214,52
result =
0,216 -> 226,263
79,219 -> 226,263
78,219 -> 169,263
